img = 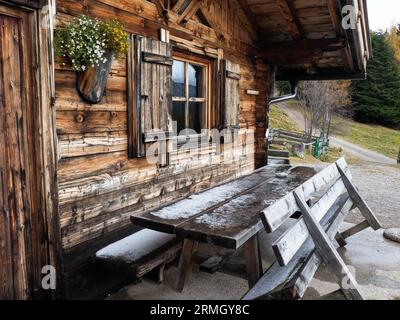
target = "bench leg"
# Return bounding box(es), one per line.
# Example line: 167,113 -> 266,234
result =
335,232 -> 348,247
174,239 -> 198,292
294,191 -> 365,300
336,164 -> 381,230
158,263 -> 166,284
244,235 -> 262,288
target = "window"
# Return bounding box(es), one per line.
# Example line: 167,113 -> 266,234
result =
172,53 -> 209,134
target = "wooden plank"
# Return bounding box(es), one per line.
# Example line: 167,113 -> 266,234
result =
142,51 -> 173,65
244,235 -> 262,288
261,157 -> 349,233
95,238 -> 182,278
56,110 -> 127,134
177,0 -> 201,24
271,196 -> 353,299
272,176 -> 348,266
131,165 -> 280,234
226,70 -> 241,80
246,89 -> 259,96
175,239 -> 198,292
274,0 -> 304,40
340,220 -> 370,239
174,166 -> 317,249
242,193 -> 351,300
1,12 -> 30,300
127,34 -> 138,158
294,191 -> 364,300
336,163 -> 381,230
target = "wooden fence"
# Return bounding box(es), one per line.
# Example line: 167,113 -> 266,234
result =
267,128 -> 329,159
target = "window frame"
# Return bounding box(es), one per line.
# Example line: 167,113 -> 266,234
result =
171,50 -> 212,135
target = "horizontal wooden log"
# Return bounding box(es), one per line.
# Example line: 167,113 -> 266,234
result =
58,131 -> 127,158
142,52 -> 173,65
56,110 -> 127,134
226,70 -> 241,80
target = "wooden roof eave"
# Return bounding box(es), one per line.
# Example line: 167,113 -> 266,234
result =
245,0 -> 370,81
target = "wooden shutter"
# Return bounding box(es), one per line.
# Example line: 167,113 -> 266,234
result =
128,35 -> 173,158
221,59 -> 241,129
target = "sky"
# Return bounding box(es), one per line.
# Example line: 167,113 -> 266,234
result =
367,0 -> 400,31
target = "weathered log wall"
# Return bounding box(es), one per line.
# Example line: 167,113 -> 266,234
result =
55,0 -> 272,267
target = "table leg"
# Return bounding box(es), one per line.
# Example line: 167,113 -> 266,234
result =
175,239 -> 198,292
244,235 -> 261,288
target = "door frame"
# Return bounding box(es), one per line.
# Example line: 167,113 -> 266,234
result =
0,0 -> 63,299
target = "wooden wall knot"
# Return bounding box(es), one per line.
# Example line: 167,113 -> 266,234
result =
136,5 -> 144,14
75,113 -> 85,123
110,111 -> 118,118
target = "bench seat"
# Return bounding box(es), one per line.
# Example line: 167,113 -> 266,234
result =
95,229 -> 182,282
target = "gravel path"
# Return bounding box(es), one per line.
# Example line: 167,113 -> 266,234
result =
330,137 -> 396,165
346,164 -> 400,228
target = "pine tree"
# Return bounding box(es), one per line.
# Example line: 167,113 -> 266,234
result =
350,32 -> 400,128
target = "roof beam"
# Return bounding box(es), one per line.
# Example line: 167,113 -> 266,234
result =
261,37 -> 346,53
274,0 -> 304,40
198,3 -> 224,40
177,0 -> 202,24
172,0 -> 188,13
237,0 -> 265,41
151,0 -> 169,24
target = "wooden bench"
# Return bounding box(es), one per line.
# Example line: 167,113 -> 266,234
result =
94,229 -> 182,283
242,157 -> 382,300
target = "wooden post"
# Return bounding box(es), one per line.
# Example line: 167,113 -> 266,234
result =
397,146 -> 400,164
336,163 -> 381,230
175,239 -> 198,292
244,235 -> 262,288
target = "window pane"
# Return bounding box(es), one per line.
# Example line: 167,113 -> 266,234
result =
172,60 -> 185,97
188,64 -> 204,98
188,102 -> 204,133
172,101 -> 185,134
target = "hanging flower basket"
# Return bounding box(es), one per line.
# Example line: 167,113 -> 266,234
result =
54,15 -> 128,104
76,50 -> 114,103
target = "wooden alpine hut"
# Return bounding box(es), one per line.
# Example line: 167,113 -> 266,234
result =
0,0 -> 371,299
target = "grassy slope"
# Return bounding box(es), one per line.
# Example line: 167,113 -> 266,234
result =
269,104 -> 301,132
331,117 -> 400,159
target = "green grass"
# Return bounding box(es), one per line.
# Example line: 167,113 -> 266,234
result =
331,117 -> 400,159
269,104 -> 301,132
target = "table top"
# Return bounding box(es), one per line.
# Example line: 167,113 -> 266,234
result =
131,165 -> 317,249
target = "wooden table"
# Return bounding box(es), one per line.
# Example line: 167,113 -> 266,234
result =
131,164 -> 317,292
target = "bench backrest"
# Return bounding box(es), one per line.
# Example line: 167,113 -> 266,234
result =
260,157 -> 352,266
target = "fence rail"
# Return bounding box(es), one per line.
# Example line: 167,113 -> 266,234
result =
267,128 -> 329,159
